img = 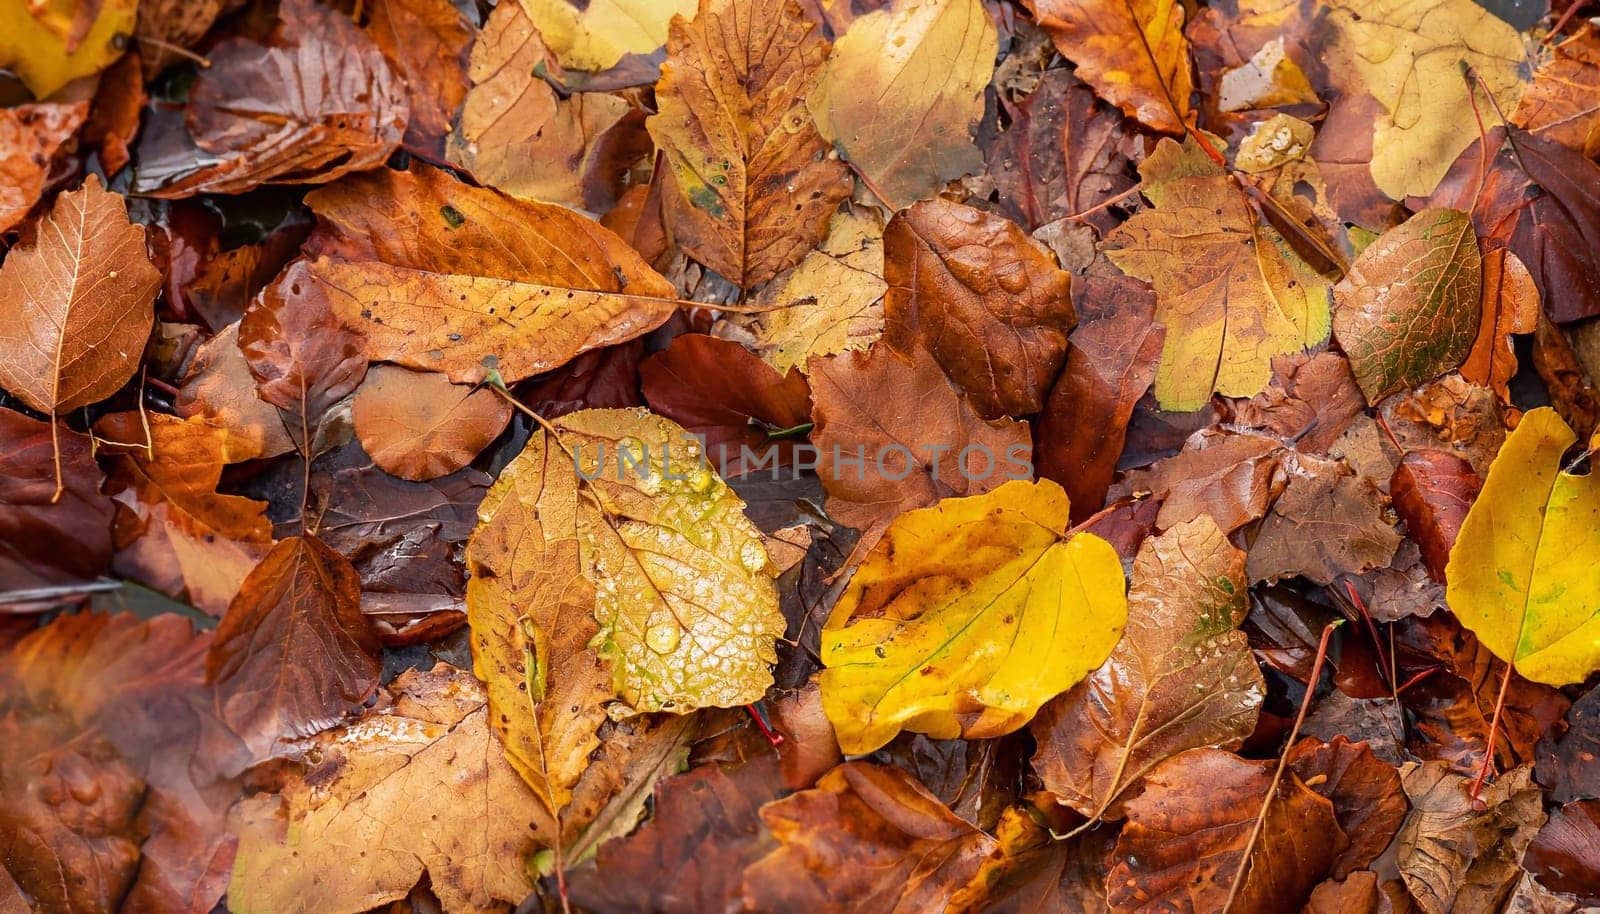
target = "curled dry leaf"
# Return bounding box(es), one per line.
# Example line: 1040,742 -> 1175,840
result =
0,410 -> 114,591
352,366 -> 512,481
0,175 -> 159,417
820,479 -> 1127,754
1332,208 -> 1481,404
0,102 -> 87,235
227,664 -> 547,914
648,0 -> 853,288
208,536 -> 382,760
739,761 -> 999,913
133,0 -> 408,198
302,165 -> 677,384
807,343 -> 1031,552
1023,0 -> 1191,135
1395,762 -> 1544,914
807,0 -> 996,209
1031,515 -> 1263,824
1460,246 -> 1539,404
883,198 -> 1076,419
1106,136 -> 1331,411
448,1 -> 647,211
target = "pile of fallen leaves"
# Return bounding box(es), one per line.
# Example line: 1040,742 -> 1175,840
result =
4,0 -> 1600,911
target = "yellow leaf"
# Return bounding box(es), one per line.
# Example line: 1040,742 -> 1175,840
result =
1446,407 -> 1600,685
0,0 -> 135,98
648,0 -> 853,287
807,0 -> 996,210
1106,136 -> 1330,411
820,478 -> 1127,754
1024,0 -> 1191,134
517,0 -> 695,71
1323,0 -> 1527,199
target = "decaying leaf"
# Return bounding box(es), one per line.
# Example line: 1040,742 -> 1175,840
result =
1395,762 -> 1544,914
807,0 -> 996,209
1031,515 -> 1262,823
352,366 -> 512,481
821,479 -> 1126,754
0,103 -> 87,235
1024,0 -> 1192,134
1446,407 -> 1600,685
648,0 -> 853,287
0,176 -> 159,417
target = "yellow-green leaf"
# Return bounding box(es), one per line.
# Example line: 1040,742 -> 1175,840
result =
820,478 -> 1127,754
517,0 -> 695,71
1446,407 -> 1600,685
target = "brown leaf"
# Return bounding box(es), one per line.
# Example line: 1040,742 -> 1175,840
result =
135,0 -> 225,75
352,365 -> 512,481
132,0 -> 408,197
1427,128 -> 1600,325
1303,872 -> 1396,914
1285,736 -> 1407,880
1460,246 -> 1539,402
1389,449 -> 1481,583
1024,0 -> 1192,135
301,164 -> 677,384
1512,24 -> 1600,158
1107,748 -> 1347,914
0,175 -> 159,416
567,757 -> 786,914
1532,314 -> 1600,442
175,323 -> 298,463
1524,799 -> 1600,904
0,102 -> 86,234
1381,374 -> 1509,479
1395,762 -> 1544,914
740,761 -> 999,913
808,344 -> 1031,550
97,412 -> 273,615
447,1 -> 648,212
83,53 -> 144,175
1035,274 -> 1163,523
640,334 -> 812,477
0,409 -> 114,592
1032,515 -> 1262,823
366,0 -> 472,160
989,68 -> 1140,233
1536,687 -> 1600,805
1246,452 -> 1401,585
648,0 -> 853,287
883,198 -> 1076,418
1113,427 -> 1286,534
950,806 -> 1113,914
208,536 -> 382,759
1230,350 -> 1366,453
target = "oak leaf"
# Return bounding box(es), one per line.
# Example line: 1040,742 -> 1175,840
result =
1031,515 -> 1262,823
820,478 -> 1127,754
1320,0 -> 1525,200
518,0 -> 696,71
1332,208 -> 1481,403
883,198 -> 1076,418
352,366 -> 512,481
0,176 -> 159,417
208,536 -> 383,760
1106,136 -> 1331,411
1460,247 -> 1539,403
1023,0 -> 1192,135
302,165 -> 677,384
1445,406 -> 1600,685
807,0 -> 996,209
0,103 -> 87,235
648,0 -> 853,288
227,664 -> 547,914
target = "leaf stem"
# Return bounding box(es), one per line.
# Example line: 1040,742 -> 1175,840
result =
1469,659 -> 1515,801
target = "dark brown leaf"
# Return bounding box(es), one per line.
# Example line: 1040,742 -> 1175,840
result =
1523,800 -> 1600,904
1389,449 -> 1481,583
1536,686 -> 1600,805
0,410 -> 114,593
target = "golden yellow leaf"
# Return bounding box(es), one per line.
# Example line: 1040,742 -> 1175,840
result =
518,0 -> 695,71
1105,136 -> 1330,411
649,0 -> 853,288
1446,407 -> 1600,685
1024,0 -> 1192,134
820,478 -> 1127,754
807,0 -> 996,209
0,0 -> 135,98
1323,0 -> 1527,199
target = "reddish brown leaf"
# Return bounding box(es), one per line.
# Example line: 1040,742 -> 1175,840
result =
640,334 -> 812,478
366,0 -> 472,160
1523,799 -> 1600,904
351,365 -> 512,481
1113,428 -> 1286,534
1460,246 -> 1539,403
1285,736 -> 1407,879
0,102 -> 86,235
175,323 -> 298,463
1389,449 -> 1481,583
83,53 -> 144,175
208,536 -> 382,759
1512,23 -> 1600,158
1230,350 -> 1366,453
883,198 -> 1076,418
0,410 -> 114,593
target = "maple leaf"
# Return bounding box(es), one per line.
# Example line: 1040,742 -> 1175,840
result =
0,176 -> 159,418
1023,0 -> 1192,135
648,0 -> 853,288
820,479 -> 1126,754
1031,515 -> 1263,825
1446,407 -> 1600,685
807,0 -> 996,209
351,366 -> 512,481
1105,136 -> 1331,411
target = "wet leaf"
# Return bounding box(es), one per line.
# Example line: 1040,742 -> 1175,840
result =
1460,246 -> 1539,403
1390,449 -> 1480,583
0,410 -> 114,592
352,366 -> 512,481
1512,24 -> 1600,158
